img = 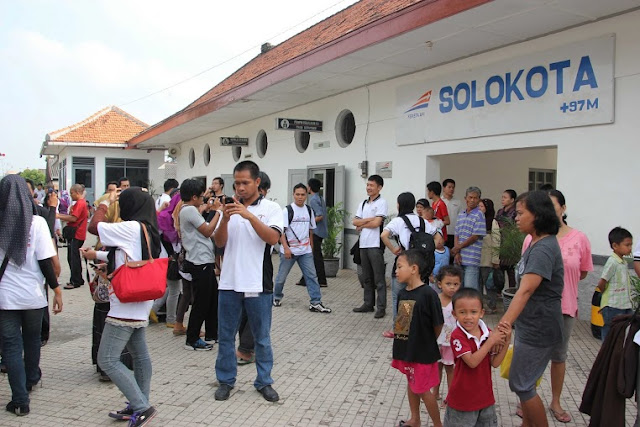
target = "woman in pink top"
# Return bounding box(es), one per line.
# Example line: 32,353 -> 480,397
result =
521,189 -> 592,422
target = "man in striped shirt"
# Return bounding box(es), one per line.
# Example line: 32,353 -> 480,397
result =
452,187 -> 486,290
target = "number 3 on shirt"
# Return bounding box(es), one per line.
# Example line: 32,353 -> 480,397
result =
452,338 -> 462,352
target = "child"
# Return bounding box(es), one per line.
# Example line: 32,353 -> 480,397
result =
431,233 -> 451,291
444,288 -> 510,427
597,227 -> 634,341
392,249 -> 444,427
431,265 -> 462,403
424,206 -> 445,231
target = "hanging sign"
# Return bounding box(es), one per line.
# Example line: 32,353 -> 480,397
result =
220,137 -> 249,146
276,118 -> 323,132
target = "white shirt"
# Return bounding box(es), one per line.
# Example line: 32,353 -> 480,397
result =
443,197 -> 462,236
219,197 -> 283,293
355,196 -> 388,248
98,221 -> 167,320
281,204 -> 316,256
155,193 -> 172,211
0,216 -> 56,310
384,213 -> 439,250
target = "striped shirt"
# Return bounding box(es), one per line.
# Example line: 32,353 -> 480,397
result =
455,207 -> 486,267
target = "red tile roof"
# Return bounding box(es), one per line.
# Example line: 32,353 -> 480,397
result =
48,106 -> 148,144
187,0 -> 423,109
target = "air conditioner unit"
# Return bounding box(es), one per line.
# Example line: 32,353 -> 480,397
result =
168,146 -> 181,158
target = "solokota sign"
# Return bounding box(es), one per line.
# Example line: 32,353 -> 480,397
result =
395,35 -> 614,145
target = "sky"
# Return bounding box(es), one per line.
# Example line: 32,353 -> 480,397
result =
0,0 -> 360,173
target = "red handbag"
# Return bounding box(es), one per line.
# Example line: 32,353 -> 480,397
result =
109,222 -> 168,303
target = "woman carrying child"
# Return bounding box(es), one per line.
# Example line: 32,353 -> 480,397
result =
392,249 -> 444,427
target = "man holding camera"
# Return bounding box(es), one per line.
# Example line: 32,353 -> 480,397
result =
214,161 -> 283,403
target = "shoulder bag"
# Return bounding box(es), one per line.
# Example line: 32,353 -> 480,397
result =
109,222 -> 168,303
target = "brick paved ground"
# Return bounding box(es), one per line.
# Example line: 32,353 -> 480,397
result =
0,246 -> 636,426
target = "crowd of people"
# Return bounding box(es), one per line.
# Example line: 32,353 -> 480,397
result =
0,163 -> 638,426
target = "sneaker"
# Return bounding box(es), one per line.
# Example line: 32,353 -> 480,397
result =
215,383 -> 233,401
204,337 -> 218,344
273,299 -> 282,307
184,339 -> 213,351
109,402 -> 133,420
6,401 -> 29,416
309,303 -> 332,313
128,406 -> 157,427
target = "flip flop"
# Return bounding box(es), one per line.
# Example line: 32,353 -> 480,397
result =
549,406 -> 571,423
515,406 -> 523,418
237,355 -> 255,365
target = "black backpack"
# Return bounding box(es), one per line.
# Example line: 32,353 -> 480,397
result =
400,215 -> 435,253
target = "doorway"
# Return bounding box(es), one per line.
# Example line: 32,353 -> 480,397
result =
72,157 -> 95,203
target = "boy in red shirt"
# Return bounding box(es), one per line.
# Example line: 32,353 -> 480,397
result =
444,288 -> 510,426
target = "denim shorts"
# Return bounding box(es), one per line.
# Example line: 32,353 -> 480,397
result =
443,405 -> 497,427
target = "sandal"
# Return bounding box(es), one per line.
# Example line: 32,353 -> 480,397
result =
515,405 -> 523,419
63,283 -> 79,289
237,355 -> 255,365
549,406 -> 571,423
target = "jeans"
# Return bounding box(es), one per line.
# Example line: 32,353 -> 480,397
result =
298,235 -> 328,286
216,291 -> 273,390
479,267 -> 498,310
186,264 -> 218,343
68,238 -> 85,286
391,276 -> 407,321
601,306 -> 633,342
360,248 -> 386,310
98,322 -> 152,412
462,264 -> 480,290
152,279 -> 181,324
274,252 -> 322,304
0,308 -> 45,406
176,278 -> 193,324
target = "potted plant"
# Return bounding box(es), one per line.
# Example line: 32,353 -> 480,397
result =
321,202 -> 348,277
496,221 -> 526,310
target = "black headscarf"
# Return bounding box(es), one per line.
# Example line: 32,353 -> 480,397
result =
118,187 -> 161,259
0,175 -> 37,266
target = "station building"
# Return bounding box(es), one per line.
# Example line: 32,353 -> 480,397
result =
129,0 -> 640,263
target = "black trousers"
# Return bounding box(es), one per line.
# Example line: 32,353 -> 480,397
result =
186,263 -> 218,344
237,309 -> 254,354
68,238 -> 84,286
298,234 -> 327,286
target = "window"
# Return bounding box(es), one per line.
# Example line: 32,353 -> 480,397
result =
59,158 -> 67,191
105,158 -> 150,187
203,144 -> 211,166
335,109 -> 355,147
232,146 -> 242,162
189,148 -> 195,168
256,130 -> 268,158
528,168 -> 556,191
295,131 -> 310,153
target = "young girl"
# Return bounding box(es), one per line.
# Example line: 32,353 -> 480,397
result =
431,265 -> 462,403
392,249 -> 443,427
430,234 -> 450,291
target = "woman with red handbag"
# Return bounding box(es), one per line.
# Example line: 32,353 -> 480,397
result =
82,187 -> 165,427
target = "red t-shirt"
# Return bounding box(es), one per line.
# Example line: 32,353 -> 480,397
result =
446,321 -> 495,411
68,199 -> 88,241
432,198 -> 448,240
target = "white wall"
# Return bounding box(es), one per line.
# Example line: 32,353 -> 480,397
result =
174,10 -> 640,256
59,147 -> 165,201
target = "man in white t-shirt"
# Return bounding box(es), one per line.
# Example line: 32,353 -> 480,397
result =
442,178 -> 461,254
213,161 -> 283,403
155,179 -> 178,212
352,175 -> 388,318
273,183 -> 331,313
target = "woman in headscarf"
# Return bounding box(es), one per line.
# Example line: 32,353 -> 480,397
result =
150,191 -> 182,329
82,187 -> 164,426
0,175 -> 63,417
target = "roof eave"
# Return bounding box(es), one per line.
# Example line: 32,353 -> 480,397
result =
128,0 -> 491,147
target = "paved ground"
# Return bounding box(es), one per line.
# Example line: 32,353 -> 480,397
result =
0,245 -> 636,426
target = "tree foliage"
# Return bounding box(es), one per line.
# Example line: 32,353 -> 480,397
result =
19,169 -> 46,185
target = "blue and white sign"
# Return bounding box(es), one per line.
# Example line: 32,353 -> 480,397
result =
395,35 -> 614,145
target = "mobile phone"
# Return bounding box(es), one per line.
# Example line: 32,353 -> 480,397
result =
225,196 -> 234,204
